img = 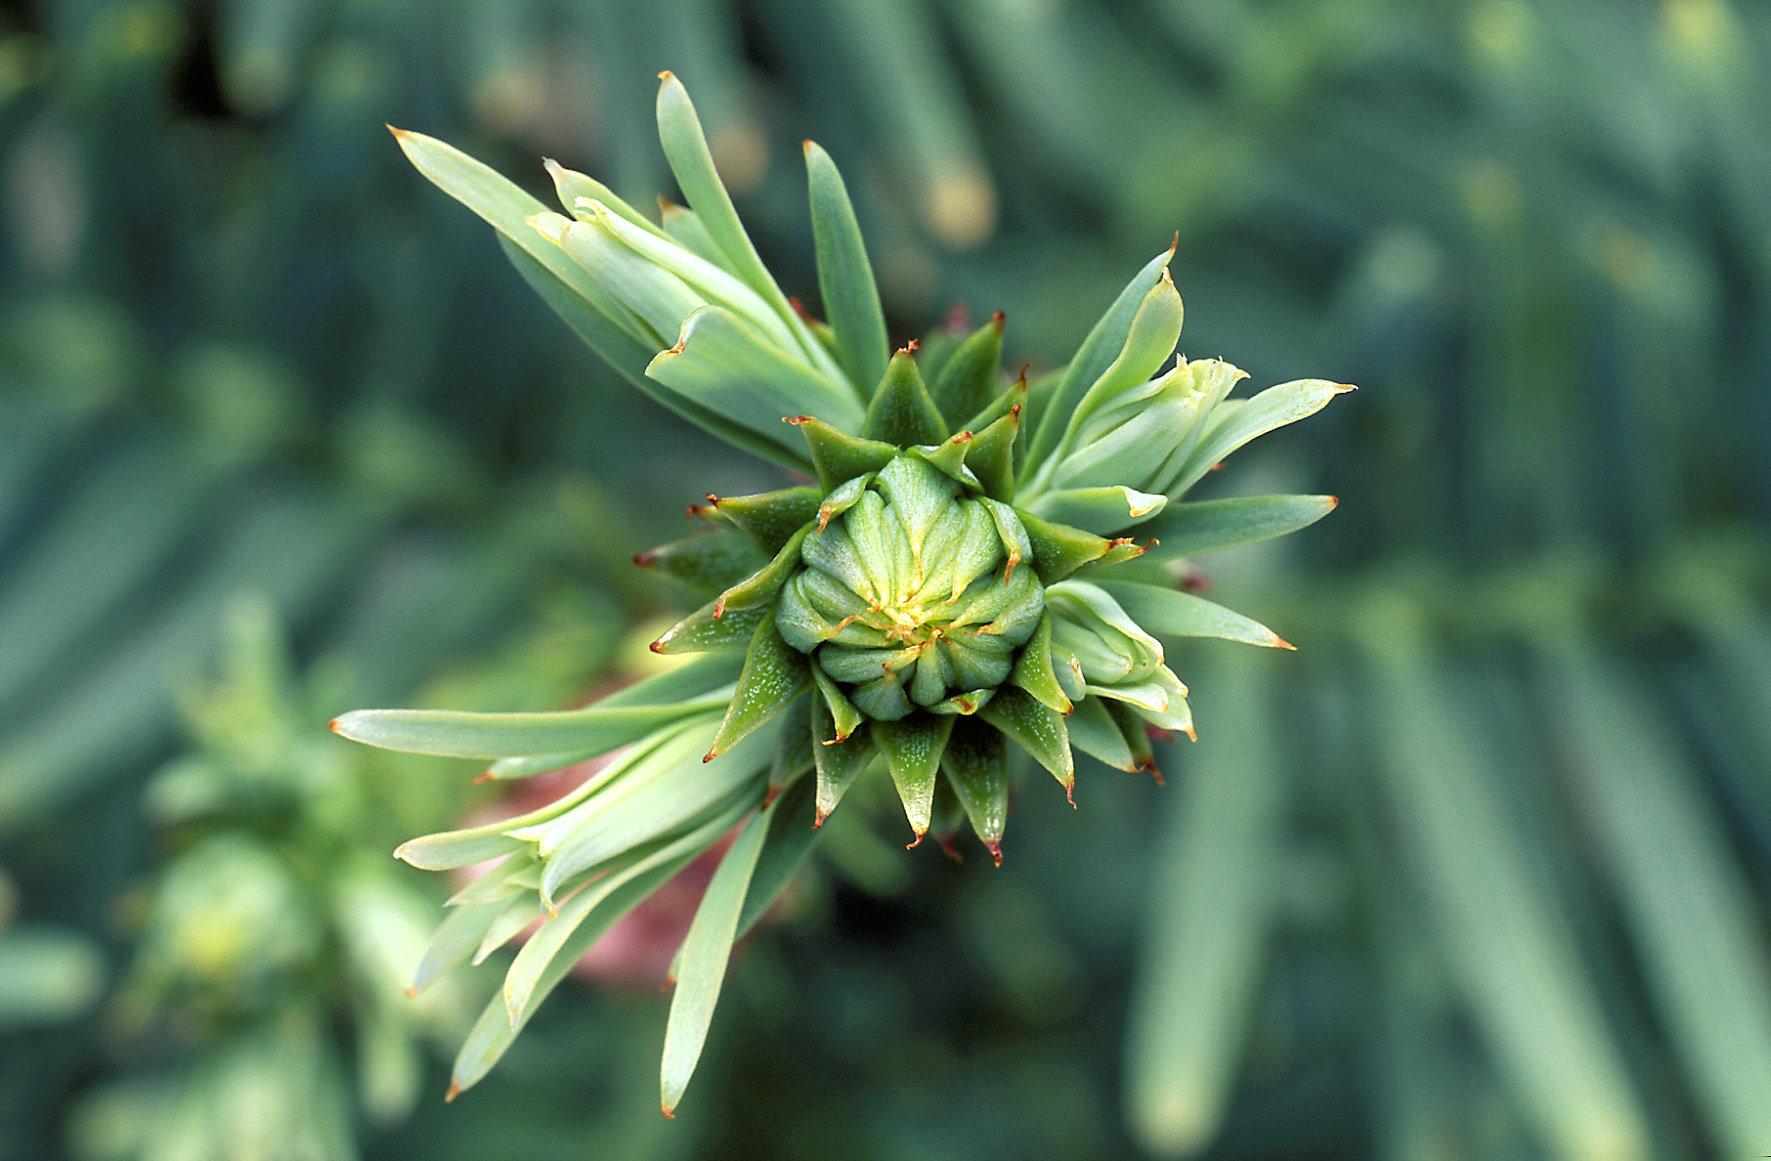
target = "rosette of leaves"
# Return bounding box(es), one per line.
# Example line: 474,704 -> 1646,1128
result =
331,73 -> 1348,1114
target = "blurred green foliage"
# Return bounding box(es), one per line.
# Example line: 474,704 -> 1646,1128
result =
2,1 -> 1767,1159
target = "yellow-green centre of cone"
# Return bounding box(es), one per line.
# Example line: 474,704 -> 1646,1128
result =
776,456 -> 1043,720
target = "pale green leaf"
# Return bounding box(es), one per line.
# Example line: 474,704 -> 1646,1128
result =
736,777 -> 821,938
503,802 -> 749,1028
1166,379 -> 1352,496
1138,494 -> 1338,561
1093,579 -> 1293,650
1065,696 -> 1137,771
330,689 -> 732,761
805,140 -> 889,400
647,306 -> 864,460
501,238 -> 809,472
1023,486 -> 1167,537
1022,245 -> 1174,480
660,803 -> 771,1116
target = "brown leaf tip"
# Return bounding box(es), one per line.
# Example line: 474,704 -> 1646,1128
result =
326,718 -> 341,733
445,1082 -> 462,1104
985,840 -> 1003,867
657,70 -> 676,82
990,310 -> 1005,326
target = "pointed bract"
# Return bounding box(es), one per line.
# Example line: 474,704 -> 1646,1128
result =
980,686 -> 1074,800
791,416 -> 898,491
635,529 -> 769,596
862,349 -> 949,447
709,613 -> 812,759
1008,612 -> 1073,713
963,407 -> 1020,503
709,487 -> 823,555
940,720 -> 1010,863
870,715 -> 955,842
929,313 -> 1006,430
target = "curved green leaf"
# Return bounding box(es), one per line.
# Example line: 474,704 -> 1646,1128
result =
1065,696 -> 1138,771
705,487 -> 823,555
647,306 -> 863,461
501,238 -> 804,471
655,73 -> 795,326
331,686 -> 732,761
660,804 -> 771,1116
1137,494 -> 1338,561
1022,245 -> 1174,480
805,140 -> 889,400
1009,612 -> 1073,713
1093,579 -> 1293,650
1167,379 -> 1353,496
1025,486 -> 1167,537
793,416 -> 899,491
